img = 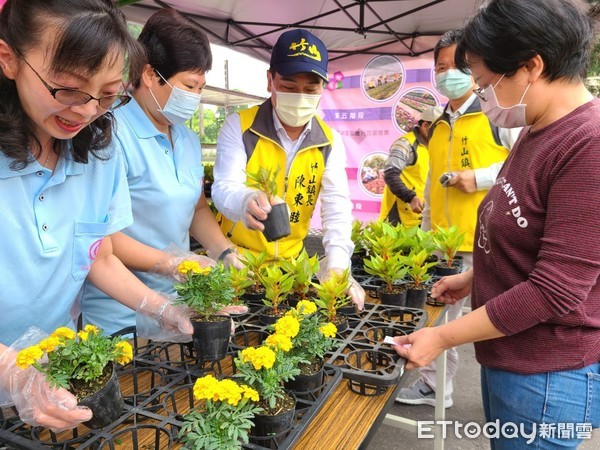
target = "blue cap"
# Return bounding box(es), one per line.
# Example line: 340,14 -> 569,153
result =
270,29 -> 328,82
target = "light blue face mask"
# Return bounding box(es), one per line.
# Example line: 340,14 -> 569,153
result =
150,71 -> 201,125
435,69 -> 473,100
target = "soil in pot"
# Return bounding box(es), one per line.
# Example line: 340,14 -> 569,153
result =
378,286 -> 407,307
284,359 -> 325,398
250,392 -> 296,438
259,306 -> 291,325
405,284 -> 428,309
191,315 -> 231,361
260,203 -> 291,242
71,363 -> 124,429
242,287 -> 266,307
434,259 -> 462,277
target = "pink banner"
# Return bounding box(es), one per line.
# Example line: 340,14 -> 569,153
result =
313,52 -> 446,228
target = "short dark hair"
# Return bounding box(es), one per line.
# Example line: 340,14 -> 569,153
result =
455,0 -> 594,81
132,8 -> 212,88
433,30 -> 462,65
0,0 -> 144,169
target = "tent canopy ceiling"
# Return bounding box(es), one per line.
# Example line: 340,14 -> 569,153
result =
121,0 -> 483,63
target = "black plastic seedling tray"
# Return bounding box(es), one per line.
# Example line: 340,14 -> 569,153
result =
235,302 -> 427,397
0,329 -> 343,450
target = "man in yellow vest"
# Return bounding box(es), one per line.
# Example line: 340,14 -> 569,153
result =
396,30 -> 521,408
212,28 -> 364,309
379,105 -> 443,227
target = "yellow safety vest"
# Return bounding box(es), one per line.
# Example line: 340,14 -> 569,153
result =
218,101 -> 332,260
379,129 -> 429,228
428,103 -> 509,252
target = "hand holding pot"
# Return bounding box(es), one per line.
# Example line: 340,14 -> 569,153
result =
317,264 -> 365,311
0,338 -> 92,431
241,190 -> 272,231
136,292 -> 193,342
430,268 -> 473,305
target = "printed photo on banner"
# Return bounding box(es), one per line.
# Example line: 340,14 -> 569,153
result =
361,55 -> 405,102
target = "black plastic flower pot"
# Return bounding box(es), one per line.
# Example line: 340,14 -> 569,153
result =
77,364 -> 124,429
434,264 -> 460,277
405,286 -> 428,309
250,392 -> 296,438
285,361 -> 325,398
259,306 -> 290,325
378,288 -> 407,307
191,315 -> 231,362
260,203 -> 291,242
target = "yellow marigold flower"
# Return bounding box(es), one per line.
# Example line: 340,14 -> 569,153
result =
265,333 -> 293,352
241,346 -> 275,370
177,260 -> 211,275
77,331 -> 89,341
274,316 -> 300,338
51,327 -> 75,340
241,385 -> 259,402
320,322 -> 337,338
16,346 -> 43,370
38,336 -> 61,353
296,300 -> 317,315
83,324 -> 99,334
193,374 -> 220,401
216,379 -> 243,406
114,341 -> 133,365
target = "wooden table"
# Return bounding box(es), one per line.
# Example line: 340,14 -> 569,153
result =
293,302 -> 447,450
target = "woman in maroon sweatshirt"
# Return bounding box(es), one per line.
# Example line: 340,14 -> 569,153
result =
393,0 -> 600,448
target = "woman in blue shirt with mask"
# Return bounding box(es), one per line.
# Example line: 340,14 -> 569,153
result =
80,8 -> 242,335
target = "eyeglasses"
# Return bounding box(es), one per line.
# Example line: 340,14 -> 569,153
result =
17,52 -> 131,110
473,86 -> 488,102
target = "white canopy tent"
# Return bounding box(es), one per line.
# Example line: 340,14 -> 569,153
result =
120,0 -> 483,64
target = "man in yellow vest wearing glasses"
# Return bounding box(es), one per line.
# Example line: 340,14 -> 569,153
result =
212,28 -> 365,309
379,105 -> 443,227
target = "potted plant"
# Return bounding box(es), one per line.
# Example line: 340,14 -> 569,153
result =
257,264 -> 296,324
229,264 -> 254,306
363,252 -> 408,306
277,301 -> 338,397
433,225 -> 466,276
279,249 -> 320,306
16,325 -> 133,429
234,340 -> 301,438
350,219 -> 368,269
313,269 -> 352,333
174,261 -> 236,361
178,374 -> 263,450
202,161 -> 214,199
245,165 -> 290,242
239,249 -> 268,303
404,249 -> 437,309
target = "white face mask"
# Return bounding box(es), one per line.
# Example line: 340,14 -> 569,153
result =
273,91 -> 321,127
150,71 -> 201,125
479,74 -> 530,128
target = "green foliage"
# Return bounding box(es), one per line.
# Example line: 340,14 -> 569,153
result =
203,161 -> 214,182
245,166 -> 281,201
433,225 -> 466,267
239,250 -> 268,292
404,249 -> 437,287
258,265 -> 296,315
363,253 -> 408,292
363,220 -> 409,256
350,219 -> 367,254
173,263 -> 235,319
229,265 -> 254,302
16,326 -> 132,391
279,250 -> 320,299
313,269 -> 351,322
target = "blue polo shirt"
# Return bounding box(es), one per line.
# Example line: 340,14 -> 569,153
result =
80,98 -> 204,334
0,145 -> 132,345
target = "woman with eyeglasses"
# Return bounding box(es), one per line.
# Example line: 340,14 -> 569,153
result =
392,0 -> 600,447
78,8 -> 244,336
0,0 -> 193,430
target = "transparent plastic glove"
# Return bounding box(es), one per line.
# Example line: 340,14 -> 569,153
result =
0,328 -> 92,431
240,190 -> 271,230
217,305 -> 249,334
206,247 -> 244,270
136,292 -> 193,343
